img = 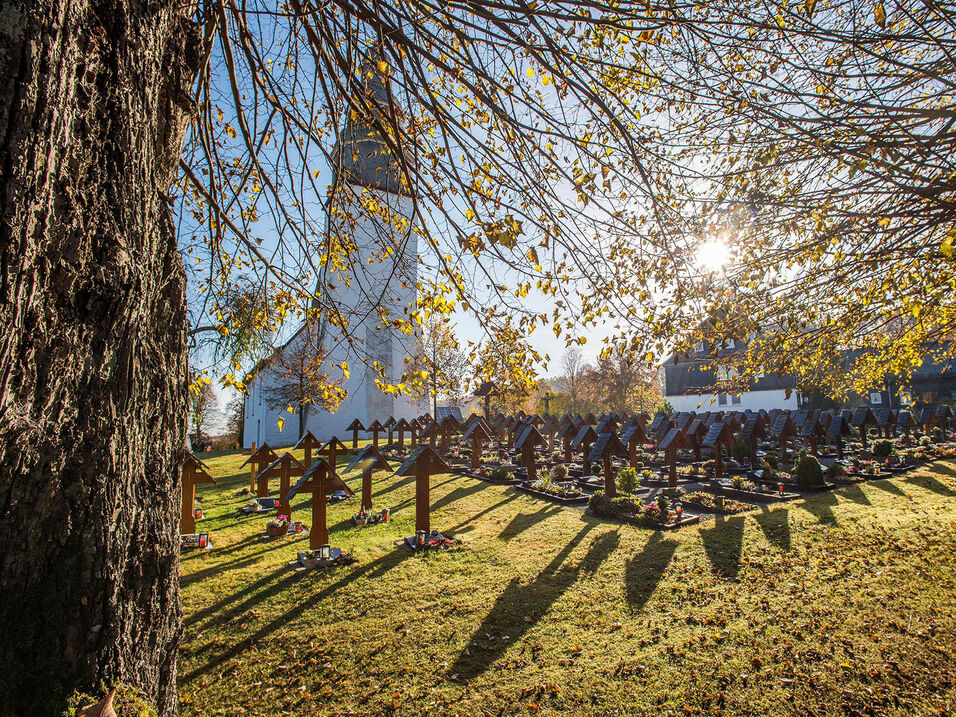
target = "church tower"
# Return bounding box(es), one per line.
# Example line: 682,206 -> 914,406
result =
242,56 -> 420,447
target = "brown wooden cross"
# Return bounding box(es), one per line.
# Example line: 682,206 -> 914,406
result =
346,445 -> 392,513
256,452 -> 305,517
515,424 -> 545,482
294,431 -> 323,468
181,451 -> 215,535
318,437 -> 347,476
367,419 -> 385,448
396,445 -> 450,535
659,428 -> 690,492
620,423 -> 649,469
347,419 -> 365,450
571,424 -> 598,466
702,421 -> 735,481
394,417 -> 411,448
286,458 -> 353,549
588,430 -> 628,498
240,443 -> 279,496
462,419 -> 492,471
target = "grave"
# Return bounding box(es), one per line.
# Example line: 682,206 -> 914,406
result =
396,445 -> 452,550
181,451 -> 215,548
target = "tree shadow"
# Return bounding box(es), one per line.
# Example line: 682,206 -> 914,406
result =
181,547 -> 411,681
385,476 -> 469,512
447,524 -> 614,682
931,463 -> 956,479
498,505 -> 561,540
753,506 -> 791,551
624,532 -> 678,613
700,515 -> 745,579
837,483 -> 871,506
904,473 -> 956,497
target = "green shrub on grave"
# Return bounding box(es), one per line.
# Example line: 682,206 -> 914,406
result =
794,450 -> 825,489
617,466 -> 640,494
872,439 -> 894,458
588,490 -> 644,518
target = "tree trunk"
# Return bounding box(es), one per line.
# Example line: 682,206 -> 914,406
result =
0,1 -> 200,715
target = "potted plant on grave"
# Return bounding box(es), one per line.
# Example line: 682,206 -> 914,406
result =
552,463 -> 569,482
266,515 -> 289,537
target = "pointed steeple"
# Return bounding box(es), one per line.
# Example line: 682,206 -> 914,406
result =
334,51 -> 413,197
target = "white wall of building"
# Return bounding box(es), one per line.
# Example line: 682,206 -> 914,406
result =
243,185 -> 420,448
665,389 -> 798,414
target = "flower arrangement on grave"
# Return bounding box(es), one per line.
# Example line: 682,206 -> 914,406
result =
531,469 -> 583,498
551,463 -> 569,481
616,466 -> 640,494
642,501 -> 662,521
266,515 -> 289,537
730,475 -> 747,490
826,462 -> 847,480
640,468 -> 654,481
245,497 -> 260,509
489,466 -> 514,482
701,460 -> 715,477
683,491 -> 753,514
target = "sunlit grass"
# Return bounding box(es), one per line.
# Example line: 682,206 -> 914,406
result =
178,449 -> 956,716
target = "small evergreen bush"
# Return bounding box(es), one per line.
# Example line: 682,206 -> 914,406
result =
794,450 -> 825,489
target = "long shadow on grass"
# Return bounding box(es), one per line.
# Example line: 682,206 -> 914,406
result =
498,505 -> 561,540
443,493 -> 520,535
389,479 -> 484,514
753,506 -> 791,551
837,483 -> 872,506
448,524 -> 615,682
803,488 -> 840,525
624,532 -> 678,612
180,537 -> 305,588
700,515 -> 745,579
867,478 -> 907,497
904,473 -> 956,496
181,548 -> 411,682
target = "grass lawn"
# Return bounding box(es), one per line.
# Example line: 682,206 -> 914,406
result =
178,449 -> 956,716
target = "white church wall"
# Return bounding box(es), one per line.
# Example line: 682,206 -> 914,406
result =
666,388 -> 798,414
242,186 -> 421,448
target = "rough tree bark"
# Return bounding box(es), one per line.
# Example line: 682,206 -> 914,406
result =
0,1 -> 200,714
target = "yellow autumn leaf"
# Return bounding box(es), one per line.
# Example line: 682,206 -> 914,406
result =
874,2 -> 886,27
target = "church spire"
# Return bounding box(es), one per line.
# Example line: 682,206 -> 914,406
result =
334,51 -> 413,197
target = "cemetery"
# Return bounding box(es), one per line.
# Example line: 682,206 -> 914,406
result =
175,405 -> 956,715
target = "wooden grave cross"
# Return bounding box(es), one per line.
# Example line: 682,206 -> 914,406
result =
396,445 -> 450,536
241,443 -> 279,496
181,451 -> 215,535
286,458 -> 353,550
346,445 -> 391,513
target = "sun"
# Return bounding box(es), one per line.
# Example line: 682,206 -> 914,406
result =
695,237 -> 731,273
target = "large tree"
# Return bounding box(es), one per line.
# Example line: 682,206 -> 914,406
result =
0,0 -> 201,713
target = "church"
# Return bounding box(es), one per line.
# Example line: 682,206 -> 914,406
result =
242,60 -> 420,447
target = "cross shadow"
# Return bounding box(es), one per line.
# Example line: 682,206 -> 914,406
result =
837,483 -> 871,506
753,506 -> 791,551
904,473 -> 956,497
867,478 -> 907,497
180,537 -> 302,588
700,515 -> 745,578
498,505 -> 561,540
624,532 -> 678,612
181,547 -> 411,681
447,524 -> 613,682
443,493 -> 519,535
804,489 -> 840,525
